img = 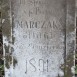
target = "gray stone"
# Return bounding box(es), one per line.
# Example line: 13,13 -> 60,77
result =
2,0 -> 75,77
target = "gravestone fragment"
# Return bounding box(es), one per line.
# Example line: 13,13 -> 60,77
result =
2,0 -> 75,77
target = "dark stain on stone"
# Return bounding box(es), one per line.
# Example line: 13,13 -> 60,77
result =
2,19 -> 11,37
13,57 -> 17,67
11,47 -> 14,53
4,44 -> 9,53
2,3 -> 10,19
1,1 -> 11,37
68,40 -> 75,52
67,24 -> 75,33
12,36 -> 15,45
5,55 -> 12,69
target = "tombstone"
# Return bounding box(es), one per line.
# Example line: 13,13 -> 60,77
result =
2,0 -> 75,77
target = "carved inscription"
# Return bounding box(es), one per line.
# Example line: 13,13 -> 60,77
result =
15,20 -> 59,29
15,20 -> 63,40
18,0 -> 52,16
12,0 -> 66,77
25,59 -> 49,73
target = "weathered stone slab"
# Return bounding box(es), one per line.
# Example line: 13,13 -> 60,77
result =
2,0 -> 75,77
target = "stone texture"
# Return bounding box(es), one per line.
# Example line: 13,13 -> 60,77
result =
2,0 -> 75,77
